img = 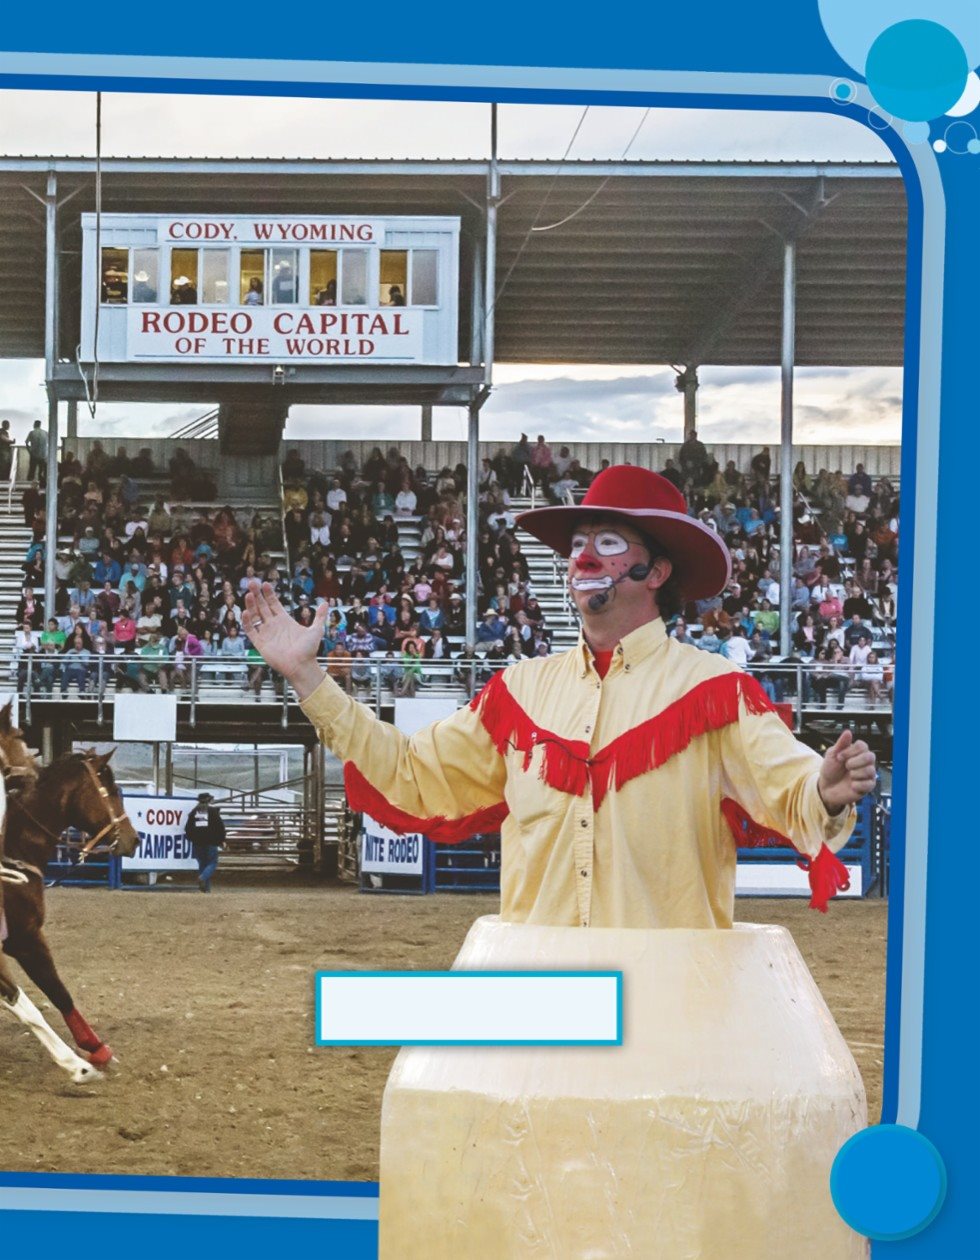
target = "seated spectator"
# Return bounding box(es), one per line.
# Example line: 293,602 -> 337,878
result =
13,621 -> 42,690
16,584 -> 43,629
722,624 -> 752,668
813,643 -> 851,708
138,629 -> 172,692
372,481 -> 395,516
424,626 -> 451,661
394,476 -> 417,516
396,640 -> 424,697
112,610 -> 138,653
36,638 -> 61,696
860,651 -> 884,705
476,609 -> 508,647
326,477 -> 348,513
418,596 -> 444,634
669,617 -> 697,647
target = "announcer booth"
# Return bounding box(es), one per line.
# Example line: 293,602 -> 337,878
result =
79,213 -> 460,367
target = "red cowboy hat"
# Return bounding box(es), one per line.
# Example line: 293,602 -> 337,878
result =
516,465 -> 731,600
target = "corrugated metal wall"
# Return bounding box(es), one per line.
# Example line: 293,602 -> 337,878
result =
64,437 -> 902,482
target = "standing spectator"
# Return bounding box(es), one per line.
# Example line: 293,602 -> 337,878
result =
679,430 -> 709,487
530,435 -> 553,486
26,420 -> 47,483
0,419 -> 14,481
184,792 -> 226,893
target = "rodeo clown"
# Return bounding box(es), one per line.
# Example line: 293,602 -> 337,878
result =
244,466 -> 876,927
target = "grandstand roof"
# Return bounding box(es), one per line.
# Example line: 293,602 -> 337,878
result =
0,157 -> 905,374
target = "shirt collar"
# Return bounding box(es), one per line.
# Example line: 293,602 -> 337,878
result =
577,617 -> 668,678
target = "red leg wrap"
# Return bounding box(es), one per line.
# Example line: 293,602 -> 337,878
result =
65,1007 -> 103,1053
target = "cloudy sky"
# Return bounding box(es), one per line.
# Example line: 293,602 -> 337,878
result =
0,89 -> 903,448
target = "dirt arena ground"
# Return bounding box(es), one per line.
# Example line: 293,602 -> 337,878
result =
0,879 -> 887,1182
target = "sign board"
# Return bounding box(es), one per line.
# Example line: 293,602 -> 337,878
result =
360,815 -> 424,876
113,693 -> 178,742
121,794 -> 196,872
160,216 -> 385,246
126,306 -> 421,363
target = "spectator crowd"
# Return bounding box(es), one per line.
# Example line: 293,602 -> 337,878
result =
9,430 -> 899,710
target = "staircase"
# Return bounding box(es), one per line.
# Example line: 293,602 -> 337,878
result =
512,492 -> 580,651
0,485 -> 32,662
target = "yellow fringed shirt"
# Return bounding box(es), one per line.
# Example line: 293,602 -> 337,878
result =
300,618 -> 854,928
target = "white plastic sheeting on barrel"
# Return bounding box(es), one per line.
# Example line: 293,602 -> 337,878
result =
379,917 -> 867,1259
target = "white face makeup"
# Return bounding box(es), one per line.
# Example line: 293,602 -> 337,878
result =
569,526 -> 637,594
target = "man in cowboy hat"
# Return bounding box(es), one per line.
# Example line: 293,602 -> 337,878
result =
184,791 -> 226,893
243,466 -> 875,928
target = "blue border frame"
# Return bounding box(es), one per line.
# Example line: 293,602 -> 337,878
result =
2,6 -> 975,1253
315,969 -> 624,1046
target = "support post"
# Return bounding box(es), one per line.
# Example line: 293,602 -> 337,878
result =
677,366 -> 699,440
43,172 -> 60,623
67,399 -> 78,439
779,241 -> 796,657
469,237 -> 484,367
164,741 -> 174,795
420,404 -> 433,443
465,401 -> 480,647
152,743 -> 161,795
484,106 -> 499,384
44,397 -> 59,621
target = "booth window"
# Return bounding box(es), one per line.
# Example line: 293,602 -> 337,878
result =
341,250 -> 367,305
100,247 -> 129,304
310,251 -> 338,305
271,249 -> 299,305
380,250 -> 408,306
240,250 -> 265,305
130,249 -> 158,303
411,250 -> 438,306
201,250 -> 230,304
170,249 -> 199,305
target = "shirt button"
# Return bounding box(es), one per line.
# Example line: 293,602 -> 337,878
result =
580,869 -> 588,877
584,724 -> 591,734
580,819 -> 588,828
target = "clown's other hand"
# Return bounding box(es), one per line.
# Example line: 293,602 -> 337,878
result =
817,729 -> 877,814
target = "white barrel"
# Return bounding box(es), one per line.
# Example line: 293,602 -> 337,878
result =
379,917 -> 867,1259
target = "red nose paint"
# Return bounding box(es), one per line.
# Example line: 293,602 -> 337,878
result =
574,556 -> 603,573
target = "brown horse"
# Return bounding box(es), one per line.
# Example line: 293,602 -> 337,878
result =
0,721 -> 139,1083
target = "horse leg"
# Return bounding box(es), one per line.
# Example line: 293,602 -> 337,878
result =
3,927 -> 114,1068
0,951 -> 100,1085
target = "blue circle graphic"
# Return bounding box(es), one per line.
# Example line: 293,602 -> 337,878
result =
865,20 -> 970,122
903,122 -> 931,145
968,138 -> 980,154
831,1125 -> 947,1241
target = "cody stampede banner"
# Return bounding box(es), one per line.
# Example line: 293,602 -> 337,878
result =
126,307 -> 422,362
360,814 -> 424,876
121,795 -> 197,872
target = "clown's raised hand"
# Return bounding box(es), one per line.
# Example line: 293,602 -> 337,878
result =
243,581 -> 328,701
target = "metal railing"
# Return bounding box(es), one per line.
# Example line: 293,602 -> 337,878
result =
6,649 -> 893,733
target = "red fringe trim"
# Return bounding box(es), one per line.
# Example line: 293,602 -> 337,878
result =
588,673 -> 775,809
471,670 -> 776,809
720,796 -> 850,913
471,671 -> 591,796
343,762 -> 509,845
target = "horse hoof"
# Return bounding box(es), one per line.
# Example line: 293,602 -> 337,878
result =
70,1061 -> 103,1085
87,1043 -> 114,1069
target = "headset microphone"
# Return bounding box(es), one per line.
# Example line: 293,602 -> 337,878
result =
586,562 -> 653,611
